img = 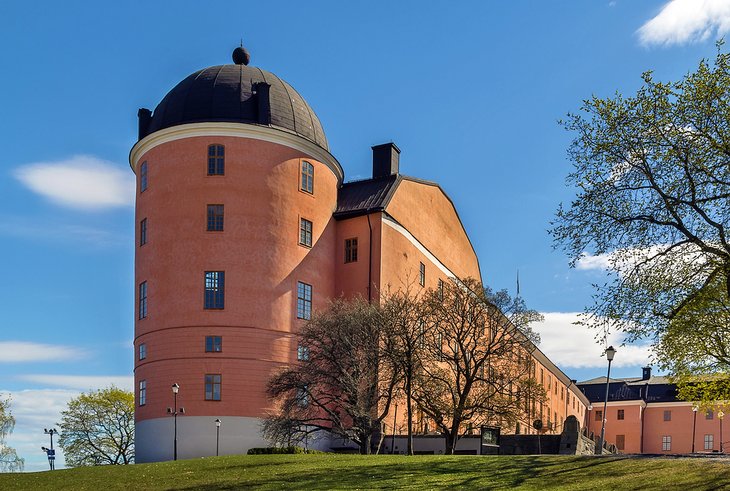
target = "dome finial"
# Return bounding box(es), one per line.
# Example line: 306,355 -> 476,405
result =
232,42 -> 250,65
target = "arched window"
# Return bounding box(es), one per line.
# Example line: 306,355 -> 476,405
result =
301,161 -> 314,194
208,144 -> 225,175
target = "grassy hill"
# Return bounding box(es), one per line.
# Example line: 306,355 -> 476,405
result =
2,454 -> 729,490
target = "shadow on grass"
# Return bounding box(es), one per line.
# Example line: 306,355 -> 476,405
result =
171,455 -> 729,491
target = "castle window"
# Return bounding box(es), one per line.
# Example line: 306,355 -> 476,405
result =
438,279 -> 444,299
140,218 -> 147,246
299,218 -> 313,247
616,434 -> 625,450
297,282 -> 312,320
204,272 -> 225,309
662,435 -> 671,451
704,434 -> 714,450
419,262 -> 425,286
207,205 -> 224,231
139,281 -> 148,319
205,336 -> 222,352
595,410 -> 602,422
139,343 -> 146,360
140,161 -> 148,192
345,238 -> 358,263
139,380 -> 146,406
664,410 -> 672,422
208,144 -> 225,175
617,409 -> 624,420
706,410 -> 714,420
205,374 -> 221,401
301,161 -> 314,194
297,345 -> 310,361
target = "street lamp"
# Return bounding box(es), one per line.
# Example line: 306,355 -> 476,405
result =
717,411 -> 725,453
597,346 -> 616,454
43,428 -> 58,470
168,383 -> 182,461
692,407 -> 698,453
215,419 -> 221,457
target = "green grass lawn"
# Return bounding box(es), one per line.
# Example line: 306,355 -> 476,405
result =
1,454 -> 729,490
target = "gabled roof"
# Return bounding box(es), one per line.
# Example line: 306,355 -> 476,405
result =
334,174 -> 402,219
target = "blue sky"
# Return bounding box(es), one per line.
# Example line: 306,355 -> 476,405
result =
1,0 -> 727,471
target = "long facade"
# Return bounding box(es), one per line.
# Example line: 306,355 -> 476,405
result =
131,47 -> 588,462
580,368 -> 726,454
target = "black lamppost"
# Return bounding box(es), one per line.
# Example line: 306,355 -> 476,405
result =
42,428 -> 58,470
171,383 -> 180,460
692,406 -> 698,453
597,346 -> 616,454
215,419 -> 221,457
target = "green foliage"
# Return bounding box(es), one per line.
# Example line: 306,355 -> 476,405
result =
58,386 -> 134,466
0,396 -> 23,472
552,44 -> 730,389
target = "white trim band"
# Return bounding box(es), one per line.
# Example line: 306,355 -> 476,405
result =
129,122 -> 343,182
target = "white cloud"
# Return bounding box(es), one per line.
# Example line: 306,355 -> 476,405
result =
576,252 -> 612,271
638,0 -> 730,47
534,312 -> 652,369
0,342 -> 86,363
1,377 -> 133,471
1,389 -> 78,471
13,155 -> 134,210
16,375 -> 133,392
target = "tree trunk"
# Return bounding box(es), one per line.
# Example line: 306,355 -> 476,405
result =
406,375 -> 414,455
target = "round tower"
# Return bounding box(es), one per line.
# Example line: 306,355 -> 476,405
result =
130,47 -> 342,462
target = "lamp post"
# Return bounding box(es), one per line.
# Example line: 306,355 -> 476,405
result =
171,383 -> 179,461
717,411 -> 725,453
692,407 -> 698,453
42,428 -> 58,470
597,346 -> 616,455
215,419 -> 221,457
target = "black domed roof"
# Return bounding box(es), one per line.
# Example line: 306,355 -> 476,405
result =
143,60 -> 328,151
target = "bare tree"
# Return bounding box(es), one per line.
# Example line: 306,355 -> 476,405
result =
415,278 -> 545,454
380,287 -> 429,455
266,297 -> 399,454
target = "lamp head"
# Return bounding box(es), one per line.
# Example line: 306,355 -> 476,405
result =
693,406 -> 698,412
605,346 -> 617,362
215,418 -> 221,427
172,383 -> 180,394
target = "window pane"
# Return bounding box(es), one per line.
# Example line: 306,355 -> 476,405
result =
207,205 -> 224,231
208,145 -> 225,175
301,161 -> 314,193
205,272 -> 225,309
139,282 -> 148,319
140,161 -> 148,192
297,282 -> 312,319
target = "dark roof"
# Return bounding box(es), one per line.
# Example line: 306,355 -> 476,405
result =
334,175 -> 402,219
143,63 -> 328,150
577,376 -> 678,404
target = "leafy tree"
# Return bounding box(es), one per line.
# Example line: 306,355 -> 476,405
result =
551,45 -> 730,396
657,270 -> 730,406
416,278 -> 545,454
0,396 -> 23,472
58,387 -> 134,466
265,297 -> 398,454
